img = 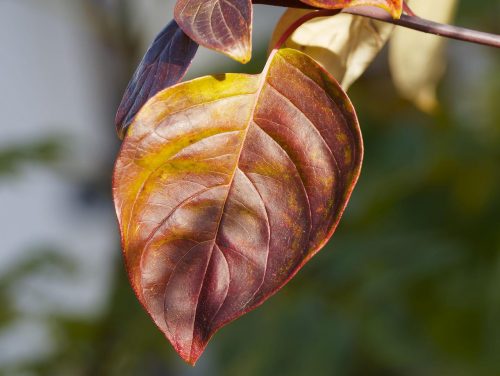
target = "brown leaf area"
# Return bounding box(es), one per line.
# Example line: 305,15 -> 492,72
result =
113,48 -> 363,365
174,0 -> 252,63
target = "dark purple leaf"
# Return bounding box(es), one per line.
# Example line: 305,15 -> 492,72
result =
115,20 -> 198,139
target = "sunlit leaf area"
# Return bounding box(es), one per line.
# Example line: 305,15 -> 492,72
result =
0,0 -> 499,375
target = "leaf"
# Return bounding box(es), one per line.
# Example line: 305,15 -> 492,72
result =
174,0 -> 252,63
113,48 -> 363,365
299,0 -> 402,18
253,0 -> 315,7
115,20 -> 198,139
0,138 -> 62,176
270,9 -> 393,90
389,0 -> 458,112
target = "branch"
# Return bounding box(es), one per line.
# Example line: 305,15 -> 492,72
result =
253,1 -> 500,49
344,7 -> 500,49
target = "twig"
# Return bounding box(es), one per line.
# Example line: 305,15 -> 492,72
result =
344,7 -> 500,49
253,1 -> 500,49
273,10 -> 340,50
402,1 -> 416,17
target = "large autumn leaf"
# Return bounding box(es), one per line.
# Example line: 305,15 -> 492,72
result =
174,0 -> 252,63
270,9 -> 393,90
113,48 -> 363,365
115,20 -> 198,138
299,0 -> 402,18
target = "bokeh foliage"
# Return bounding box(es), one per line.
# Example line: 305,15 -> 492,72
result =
1,0 -> 498,375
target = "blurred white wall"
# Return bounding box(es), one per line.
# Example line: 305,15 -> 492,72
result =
0,0 -> 283,369
0,0 -> 119,366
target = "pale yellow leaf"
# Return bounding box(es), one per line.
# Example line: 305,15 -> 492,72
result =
270,9 -> 393,90
389,0 -> 458,112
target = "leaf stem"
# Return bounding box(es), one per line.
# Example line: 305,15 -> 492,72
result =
402,2 -> 416,17
253,1 -> 500,49
273,9 -> 340,50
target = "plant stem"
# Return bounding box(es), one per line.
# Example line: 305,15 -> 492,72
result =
402,2 -> 416,17
273,10 -> 340,50
344,7 -> 500,48
253,1 -> 500,49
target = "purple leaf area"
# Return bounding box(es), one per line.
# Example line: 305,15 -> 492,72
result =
115,20 -> 198,139
174,0 -> 252,63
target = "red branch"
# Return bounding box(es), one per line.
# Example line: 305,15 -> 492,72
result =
253,1 -> 500,49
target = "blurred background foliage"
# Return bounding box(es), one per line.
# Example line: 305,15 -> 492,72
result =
0,0 -> 499,375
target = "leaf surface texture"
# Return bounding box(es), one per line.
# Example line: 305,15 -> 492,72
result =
174,0 -> 252,63
113,48 -> 363,364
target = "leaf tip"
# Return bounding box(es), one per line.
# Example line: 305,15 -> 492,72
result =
389,6 -> 403,19
171,337 -> 207,367
229,45 -> 252,64
348,2 -> 403,19
386,0 -> 403,18
114,118 -> 128,140
365,2 -> 402,19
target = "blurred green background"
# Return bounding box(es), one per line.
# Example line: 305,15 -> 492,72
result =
0,1 -> 499,375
